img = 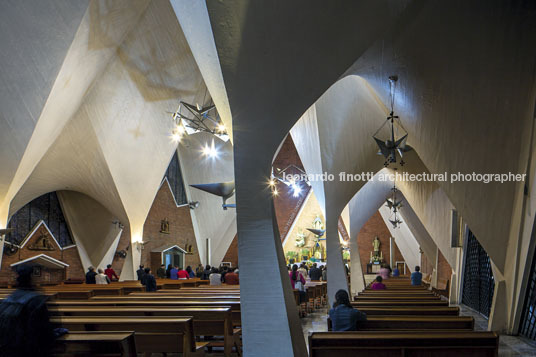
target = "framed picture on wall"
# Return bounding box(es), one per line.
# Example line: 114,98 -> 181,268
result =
221,262 -> 232,267
32,266 -> 41,277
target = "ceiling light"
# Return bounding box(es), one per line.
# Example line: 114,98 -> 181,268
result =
372,75 -> 412,167
170,98 -> 230,142
202,139 -> 218,158
269,179 -> 276,186
292,183 -> 302,197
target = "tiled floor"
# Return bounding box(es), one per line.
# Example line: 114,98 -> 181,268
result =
301,305 -> 536,356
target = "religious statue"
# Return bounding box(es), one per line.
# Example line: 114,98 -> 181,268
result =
29,232 -> 54,251
295,230 -> 306,247
373,236 -> 381,253
160,218 -> 170,234
312,215 -> 324,236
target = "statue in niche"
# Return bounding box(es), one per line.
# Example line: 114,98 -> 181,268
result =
160,218 -> 170,234
295,230 -> 306,248
29,232 -> 54,251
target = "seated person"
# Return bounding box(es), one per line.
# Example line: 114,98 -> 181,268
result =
0,265 -> 55,356
392,267 -> 400,277
378,264 -> 390,280
411,265 -> 423,286
370,276 -> 386,290
328,289 -> 367,331
209,267 -> 222,286
177,267 -> 190,280
224,268 -> 239,285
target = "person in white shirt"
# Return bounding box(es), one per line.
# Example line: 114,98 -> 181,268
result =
209,267 -> 222,286
95,268 -> 110,284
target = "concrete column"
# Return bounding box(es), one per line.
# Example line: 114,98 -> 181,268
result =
326,215 -> 349,307
349,233 -> 365,296
390,237 -> 395,268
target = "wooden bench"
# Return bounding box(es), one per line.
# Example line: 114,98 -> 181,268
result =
353,295 -> 442,301
352,300 -> 448,307
50,316 -> 206,355
92,295 -> 240,302
434,278 -> 450,298
327,316 -> 474,331
52,331 -> 136,356
47,300 -> 242,327
358,306 -> 459,316
49,306 -> 241,356
309,331 -> 499,356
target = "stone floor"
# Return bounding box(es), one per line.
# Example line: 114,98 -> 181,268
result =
301,305 -> 536,356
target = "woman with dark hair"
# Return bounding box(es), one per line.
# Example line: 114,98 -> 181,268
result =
289,264 -> 306,303
328,289 -> 367,331
202,265 -> 212,280
186,266 -> 195,278
209,267 -> 222,286
166,264 -> 173,278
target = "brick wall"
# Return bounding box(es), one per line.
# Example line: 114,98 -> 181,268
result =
273,135 -> 310,241
357,211 -> 393,273
222,234 -> 238,267
0,223 -> 85,285
140,181 -> 201,273
437,248 -> 452,282
421,252 -> 434,276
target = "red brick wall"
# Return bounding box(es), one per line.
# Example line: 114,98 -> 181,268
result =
421,252 -> 434,276
437,249 -> 452,282
357,211 -> 392,273
273,135 -> 310,241
222,234 -> 238,267
0,223 -> 85,285
140,182 -> 201,274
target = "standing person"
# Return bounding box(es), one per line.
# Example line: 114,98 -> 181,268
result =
371,276 -> 386,290
104,264 -> 119,282
166,264 -> 173,278
186,266 -> 195,278
298,263 -> 308,279
169,266 -> 178,280
196,264 -> 204,278
177,266 -> 190,280
202,265 -> 212,280
136,265 -> 145,281
289,264 -> 306,303
0,265 -> 55,357
378,264 -> 390,280
309,263 -> 322,280
95,268 -> 110,284
411,266 -> 423,286
85,266 -> 97,284
223,268 -> 239,285
322,266 -> 327,281
220,266 -> 229,283
156,264 -> 166,279
209,267 -> 222,286
144,268 -> 157,292
329,289 -> 367,331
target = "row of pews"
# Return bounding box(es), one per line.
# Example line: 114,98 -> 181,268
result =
293,281 -> 328,316
0,279 -> 241,356
309,277 -> 499,356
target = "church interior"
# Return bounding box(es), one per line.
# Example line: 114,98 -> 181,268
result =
0,1 -> 536,356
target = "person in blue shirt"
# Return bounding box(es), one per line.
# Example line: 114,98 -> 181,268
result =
411,266 -> 422,285
328,289 -> 367,331
392,267 -> 400,277
169,266 -> 179,280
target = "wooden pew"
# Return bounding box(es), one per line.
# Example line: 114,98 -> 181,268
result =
309,331 -> 499,356
352,300 -> 448,307
434,278 -> 450,298
49,306 -> 240,356
47,300 -> 242,327
50,316 -> 205,355
358,306 -> 460,316
52,331 -> 137,356
91,295 -> 240,302
327,316 -> 474,331
353,295 -> 442,302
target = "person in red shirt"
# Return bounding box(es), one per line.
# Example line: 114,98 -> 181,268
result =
224,268 -> 239,285
177,267 -> 190,280
104,264 -> 119,282
370,276 -> 386,290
